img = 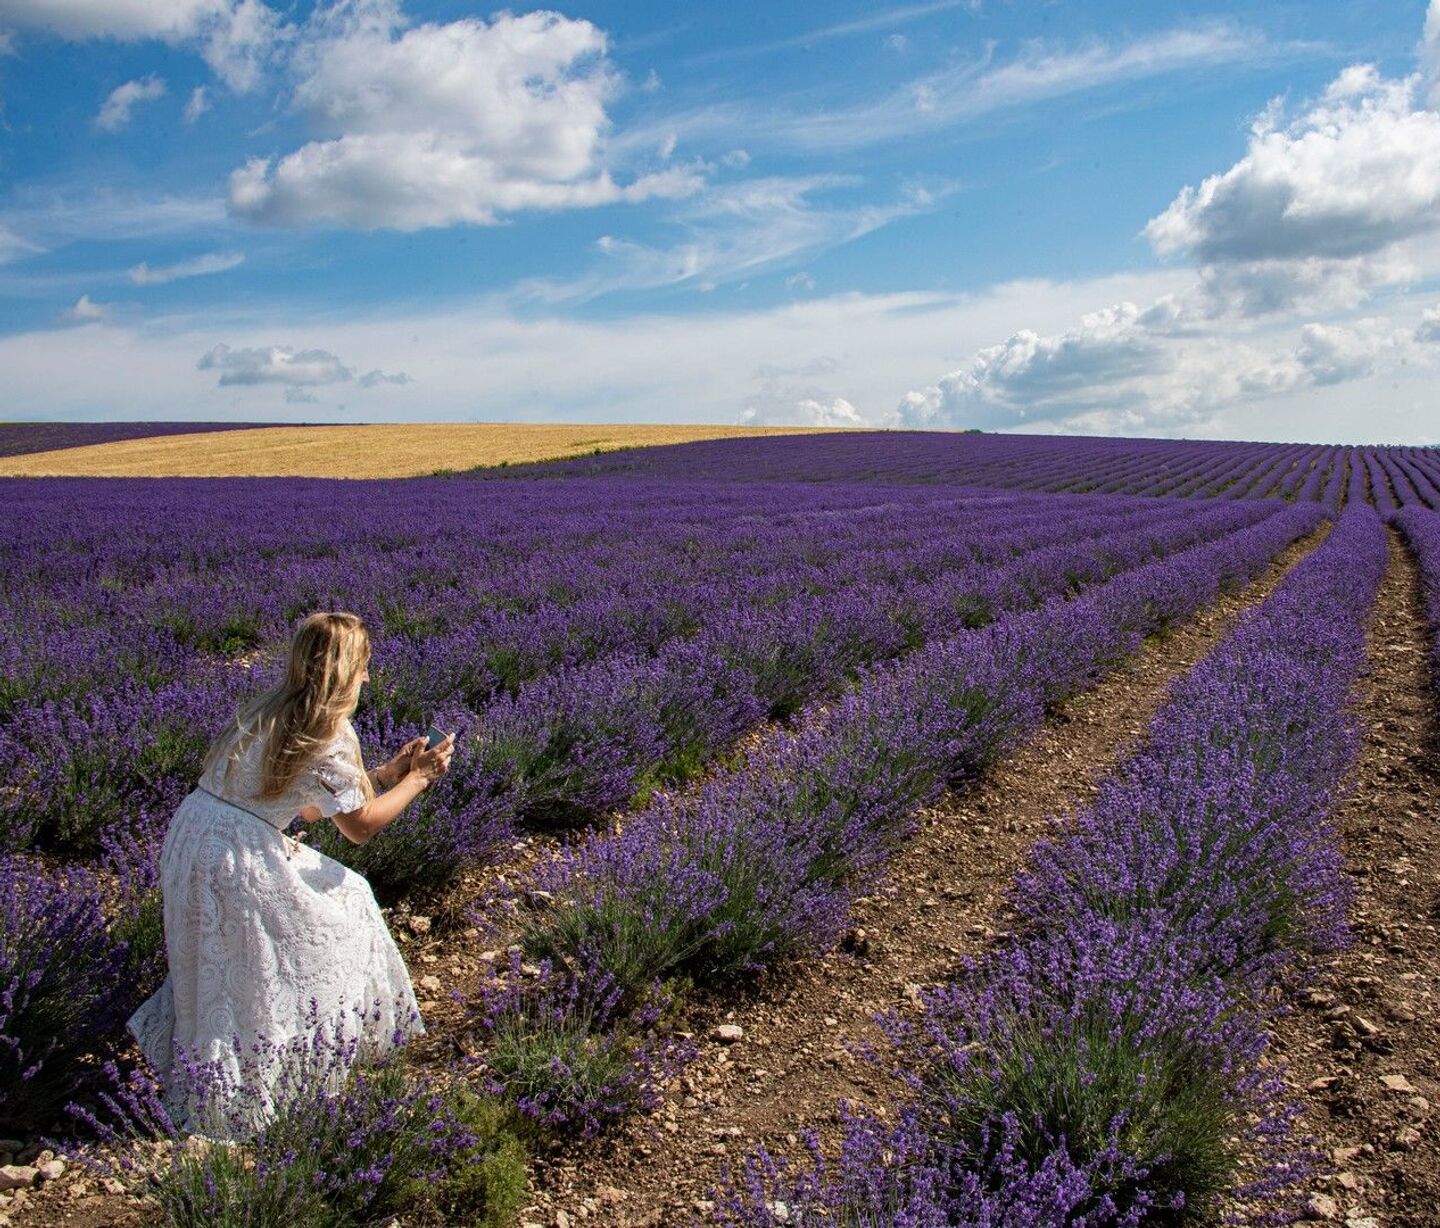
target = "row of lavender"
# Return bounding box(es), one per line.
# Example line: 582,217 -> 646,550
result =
466,503 -> 1323,1136
719,507 -> 1387,1224
0,480 -> 1244,887
0,480 -> 1276,1131
0,478 -> 1089,851
321,497 -> 1281,898
536,432 -> 1440,511
1394,507 -> 1440,709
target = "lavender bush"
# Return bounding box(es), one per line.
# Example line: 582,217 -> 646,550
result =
71,1015 -> 527,1228
469,953 -> 692,1137
1394,506 -> 1440,705
1,855 -> 130,1129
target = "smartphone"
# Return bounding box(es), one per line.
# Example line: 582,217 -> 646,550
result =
424,725 -> 448,750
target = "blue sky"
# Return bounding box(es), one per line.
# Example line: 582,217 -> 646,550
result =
1,0 -> 1439,442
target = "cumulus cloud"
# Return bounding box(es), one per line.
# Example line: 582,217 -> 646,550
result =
197,343 -> 351,386
1146,61 -> 1440,316
1294,321 -> 1383,386
96,75 -> 166,131
60,294 -> 107,322
740,395 -> 867,428
898,10 -> 1440,437
229,7 -> 703,229
283,387 -> 320,404
130,251 -> 243,284
895,303 -> 1415,434
0,0 -> 282,91
897,302 -> 1173,430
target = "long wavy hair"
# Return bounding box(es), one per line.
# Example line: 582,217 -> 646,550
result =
203,611 -> 376,801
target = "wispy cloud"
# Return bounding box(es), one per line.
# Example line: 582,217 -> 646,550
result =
683,0 -> 980,65
621,22 -> 1287,156
0,193 -> 227,253
129,251 -> 244,285
183,85 -> 210,123
95,75 -> 166,132
517,175 -> 949,304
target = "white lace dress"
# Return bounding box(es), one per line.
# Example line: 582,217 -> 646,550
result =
127,719 -> 422,1137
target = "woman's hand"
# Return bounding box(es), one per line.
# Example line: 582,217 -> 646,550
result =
409,733 -> 455,785
377,737 -> 426,789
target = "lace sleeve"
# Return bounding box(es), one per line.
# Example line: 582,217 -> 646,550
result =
304,734 -> 369,818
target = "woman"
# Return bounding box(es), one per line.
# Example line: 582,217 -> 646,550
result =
127,611 -> 454,1137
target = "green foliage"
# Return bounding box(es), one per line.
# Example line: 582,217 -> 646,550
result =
929,1012 -> 1238,1222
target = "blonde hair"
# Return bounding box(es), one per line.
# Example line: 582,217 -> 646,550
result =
203,611 -> 377,801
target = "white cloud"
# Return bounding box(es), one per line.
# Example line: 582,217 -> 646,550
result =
0,222 -> 43,264
688,0 -> 977,64
897,302 -> 1174,430
1417,304 -> 1440,343
1146,63 -> 1440,315
1,194 -> 226,247
1294,321 -> 1385,386
0,0 -> 282,90
96,75 -> 166,131
284,387 -> 320,404
60,293 -> 107,322
130,251 -> 244,285
0,268 -> 1187,424
0,29 -> 14,54
8,266 -> 1440,442
0,0 -> 223,40
740,394 -> 867,428
230,8 -> 703,230
893,9 -> 1440,439
184,86 -> 210,123
197,343 -> 351,386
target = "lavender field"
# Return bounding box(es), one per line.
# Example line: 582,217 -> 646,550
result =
0,422 -> 280,459
3,432 -> 1439,1228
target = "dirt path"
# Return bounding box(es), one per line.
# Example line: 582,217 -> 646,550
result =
1270,528 -> 1440,1228
512,531 -> 1326,1228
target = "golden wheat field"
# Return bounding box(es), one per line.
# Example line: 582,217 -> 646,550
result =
0,422 -> 837,479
